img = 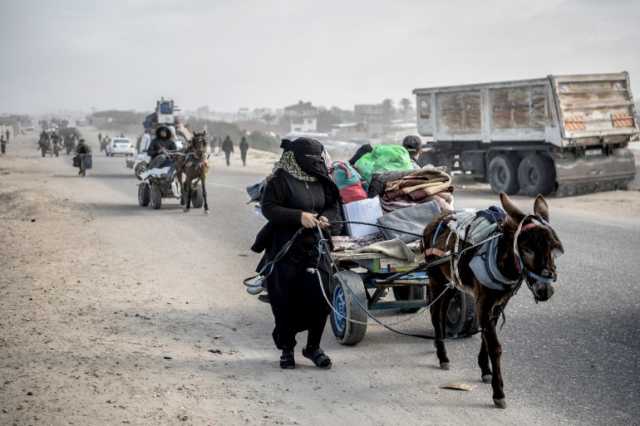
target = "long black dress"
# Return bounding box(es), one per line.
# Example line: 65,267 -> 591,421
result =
259,168 -> 340,350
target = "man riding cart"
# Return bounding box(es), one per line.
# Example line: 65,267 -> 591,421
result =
137,125 -> 191,210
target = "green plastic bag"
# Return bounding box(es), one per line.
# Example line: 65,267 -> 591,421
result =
354,144 -> 413,183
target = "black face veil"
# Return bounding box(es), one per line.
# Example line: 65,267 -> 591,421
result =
291,138 -> 327,178
290,138 -> 340,208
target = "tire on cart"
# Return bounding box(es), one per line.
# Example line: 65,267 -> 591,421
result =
330,270 -> 368,346
392,286 -> 426,313
445,290 -> 478,338
138,183 -> 150,207
149,183 -> 162,210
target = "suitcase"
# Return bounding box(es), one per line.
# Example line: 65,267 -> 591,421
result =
81,154 -> 93,170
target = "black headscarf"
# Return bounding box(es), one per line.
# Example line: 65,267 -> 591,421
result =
156,126 -> 171,140
284,138 -> 340,210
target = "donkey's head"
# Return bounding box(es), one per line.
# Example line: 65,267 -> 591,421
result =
191,130 -> 209,154
500,193 -> 564,302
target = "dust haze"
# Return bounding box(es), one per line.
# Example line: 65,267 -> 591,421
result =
1,0 -> 639,113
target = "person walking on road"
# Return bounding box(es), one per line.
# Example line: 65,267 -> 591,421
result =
75,139 -> 92,176
253,137 -> 341,370
0,134 -> 6,155
222,135 -> 234,166
239,136 -> 249,167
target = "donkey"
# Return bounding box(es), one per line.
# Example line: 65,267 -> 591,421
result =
422,193 -> 564,409
175,131 -> 210,213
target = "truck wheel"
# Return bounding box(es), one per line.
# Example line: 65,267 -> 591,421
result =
518,154 -> 555,196
330,271 -> 368,346
150,184 -> 162,210
488,154 -> 520,195
138,183 -> 150,207
445,290 -> 478,338
393,286 -> 425,313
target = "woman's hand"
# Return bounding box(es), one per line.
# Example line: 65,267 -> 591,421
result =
318,216 -> 330,229
301,212 -> 330,229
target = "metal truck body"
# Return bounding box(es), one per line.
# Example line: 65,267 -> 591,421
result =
413,72 -> 638,196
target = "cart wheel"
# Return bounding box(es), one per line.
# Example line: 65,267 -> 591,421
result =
330,271 -> 368,346
150,183 -> 162,210
392,286 -> 426,313
138,183 -> 150,207
191,187 -> 204,209
445,290 -> 478,338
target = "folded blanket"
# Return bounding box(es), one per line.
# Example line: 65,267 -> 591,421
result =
353,238 -> 416,262
377,200 -> 442,243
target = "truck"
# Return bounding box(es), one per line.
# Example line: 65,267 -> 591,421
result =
413,72 -> 638,196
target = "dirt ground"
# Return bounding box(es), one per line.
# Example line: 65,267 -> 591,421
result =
2,132 -> 640,425
0,139 -> 285,425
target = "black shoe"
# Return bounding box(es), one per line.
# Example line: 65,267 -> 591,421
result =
280,350 -> 295,369
302,347 -> 332,369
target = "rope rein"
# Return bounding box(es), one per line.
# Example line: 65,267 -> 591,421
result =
247,214 -> 557,340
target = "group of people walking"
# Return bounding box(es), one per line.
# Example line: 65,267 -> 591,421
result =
219,135 -> 250,167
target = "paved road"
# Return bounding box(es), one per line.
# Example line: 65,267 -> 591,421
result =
12,135 -> 640,425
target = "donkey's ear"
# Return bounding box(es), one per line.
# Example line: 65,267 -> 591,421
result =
533,194 -> 550,222
500,192 -> 525,222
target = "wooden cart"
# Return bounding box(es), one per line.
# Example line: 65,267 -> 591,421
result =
329,250 -> 478,345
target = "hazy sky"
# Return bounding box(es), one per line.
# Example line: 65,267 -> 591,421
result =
1,0 -> 639,114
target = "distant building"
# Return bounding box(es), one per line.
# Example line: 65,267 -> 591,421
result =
237,107 -> 251,121
354,104 -> 384,124
330,122 -> 367,140
354,103 -> 385,137
284,101 -> 318,133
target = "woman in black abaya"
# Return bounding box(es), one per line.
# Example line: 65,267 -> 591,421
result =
258,138 -> 341,369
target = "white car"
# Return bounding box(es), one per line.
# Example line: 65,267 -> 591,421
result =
106,137 -> 135,157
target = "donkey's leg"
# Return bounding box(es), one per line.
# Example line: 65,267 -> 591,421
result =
478,337 -> 492,383
480,301 -> 506,408
177,167 -> 184,206
476,296 -> 493,383
429,281 -> 450,369
184,178 -> 192,212
201,174 -> 209,213
436,289 -> 456,369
